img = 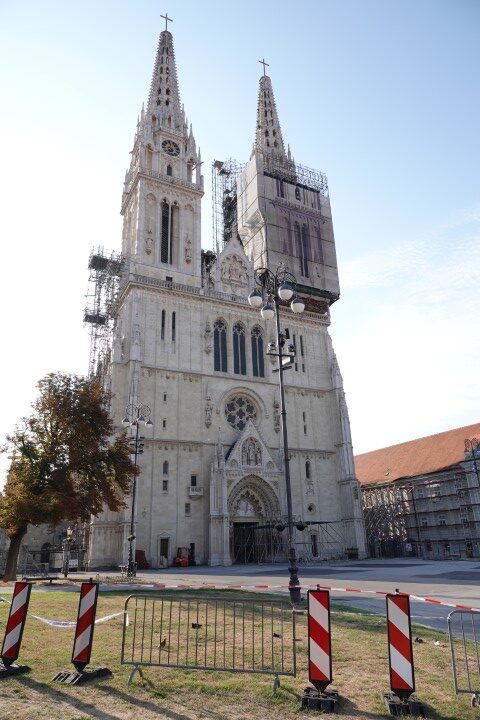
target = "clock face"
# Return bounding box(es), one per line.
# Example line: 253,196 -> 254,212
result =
162,139 -> 180,156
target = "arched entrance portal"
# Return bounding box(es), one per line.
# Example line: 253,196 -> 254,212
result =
228,475 -> 282,563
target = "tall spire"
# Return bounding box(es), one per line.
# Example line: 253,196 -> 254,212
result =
254,72 -> 287,158
146,29 -> 183,130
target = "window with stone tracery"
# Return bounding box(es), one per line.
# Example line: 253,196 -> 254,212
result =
214,319 -> 227,372
225,396 -> 257,431
301,223 -> 310,277
233,323 -> 246,375
251,326 -> 264,378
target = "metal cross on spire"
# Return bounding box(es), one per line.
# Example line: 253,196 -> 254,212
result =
259,58 -> 269,76
160,12 -> 173,31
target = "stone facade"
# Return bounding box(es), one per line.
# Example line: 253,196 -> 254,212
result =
88,28 -> 366,569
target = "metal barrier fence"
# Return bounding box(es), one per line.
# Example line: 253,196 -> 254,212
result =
121,594 -> 296,692
448,610 -> 480,707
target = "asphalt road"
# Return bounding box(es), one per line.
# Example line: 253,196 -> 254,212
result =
134,558 -> 480,635
5,557 -> 480,636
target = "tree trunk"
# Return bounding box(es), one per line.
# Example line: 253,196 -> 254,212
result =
3,526 -> 28,582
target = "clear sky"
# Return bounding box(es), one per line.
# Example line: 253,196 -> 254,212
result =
0,0 -> 479,487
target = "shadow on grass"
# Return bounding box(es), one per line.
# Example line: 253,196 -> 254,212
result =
16,675 -> 195,720
95,683 -> 229,720
16,676 -> 120,720
336,694 -> 388,718
342,691 -> 465,720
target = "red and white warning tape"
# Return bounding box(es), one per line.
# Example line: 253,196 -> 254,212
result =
2,582 -> 479,616
152,581 -> 480,613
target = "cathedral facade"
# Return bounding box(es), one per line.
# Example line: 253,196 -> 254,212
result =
88,26 -> 366,569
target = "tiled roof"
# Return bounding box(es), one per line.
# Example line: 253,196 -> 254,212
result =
355,423 -> 480,487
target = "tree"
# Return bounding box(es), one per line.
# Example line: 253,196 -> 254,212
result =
0,373 -> 137,581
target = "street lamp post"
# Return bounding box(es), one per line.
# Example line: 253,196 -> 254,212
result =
122,403 -> 153,577
248,264 -> 305,604
61,526 -> 74,578
464,437 -> 480,488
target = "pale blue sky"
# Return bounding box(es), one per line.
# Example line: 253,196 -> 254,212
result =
0,0 -> 479,485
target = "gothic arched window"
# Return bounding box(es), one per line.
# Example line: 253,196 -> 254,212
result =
214,319 -> 228,372
301,223 -> 310,278
233,323 -> 246,375
251,326 -> 264,378
305,460 -> 311,480
166,164 -> 173,176
294,221 -> 302,264
161,200 -> 170,263
163,461 -> 169,475
161,309 -> 166,340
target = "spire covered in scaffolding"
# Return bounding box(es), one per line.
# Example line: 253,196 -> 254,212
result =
146,28 -> 184,130
254,70 -> 288,159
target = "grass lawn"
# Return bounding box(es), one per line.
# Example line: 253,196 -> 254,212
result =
0,586 -> 476,720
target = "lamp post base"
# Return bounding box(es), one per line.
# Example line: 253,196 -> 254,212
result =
126,562 -> 137,579
287,547 -> 301,605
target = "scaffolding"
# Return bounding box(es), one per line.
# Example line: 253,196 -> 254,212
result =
262,154 -> 329,196
362,468 -> 480,559
363,484 -> 411,558
84,247 -> 123,380
211,155 -> 329,255
230,520 -> 346,564
211,158 -> 245,253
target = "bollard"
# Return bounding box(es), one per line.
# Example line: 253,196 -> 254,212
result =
53,581 -> 111,685
0,581 -> 32,677
301,588 -> 338,713
382,592 -> 426,717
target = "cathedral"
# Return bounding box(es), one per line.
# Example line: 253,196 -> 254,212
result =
87,23 -> 366,569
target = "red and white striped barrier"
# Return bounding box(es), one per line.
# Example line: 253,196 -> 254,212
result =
386,593 -> 415,700
307,589 -> 332,692
1,581 -> 32,670
71,581 -> 99,672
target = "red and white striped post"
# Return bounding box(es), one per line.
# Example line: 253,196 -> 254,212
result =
386,592 -> 415,700
1,581 -> 32,670
307,589 -> 333,692
71,581 -> 99,672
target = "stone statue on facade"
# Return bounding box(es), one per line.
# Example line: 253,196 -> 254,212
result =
184,233 -> 192,263
205,395 -> 213,427
242,438 -> 261,466
204,320 -> 212,354
221,255 -> 248,286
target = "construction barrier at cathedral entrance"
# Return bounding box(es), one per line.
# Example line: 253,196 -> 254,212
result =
0,581 -> 32,677
52,581 -> 112,685
3,580 -> 479,713
302,589 -> 338,712
120,593 -> 296,693
382,593 -> 426,717
448,609 -> 480,709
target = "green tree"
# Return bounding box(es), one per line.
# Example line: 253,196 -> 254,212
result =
0,373 -> 137,581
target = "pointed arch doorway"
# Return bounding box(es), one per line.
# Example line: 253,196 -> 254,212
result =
228,475 -> 282,564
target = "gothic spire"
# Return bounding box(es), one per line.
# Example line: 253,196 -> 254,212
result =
254,72 -> 287,158
146,29 -> 183,130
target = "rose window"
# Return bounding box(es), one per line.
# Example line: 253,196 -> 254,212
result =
225,396 -> 257,431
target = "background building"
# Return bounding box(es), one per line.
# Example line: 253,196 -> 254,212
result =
357,423 -> 480,559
